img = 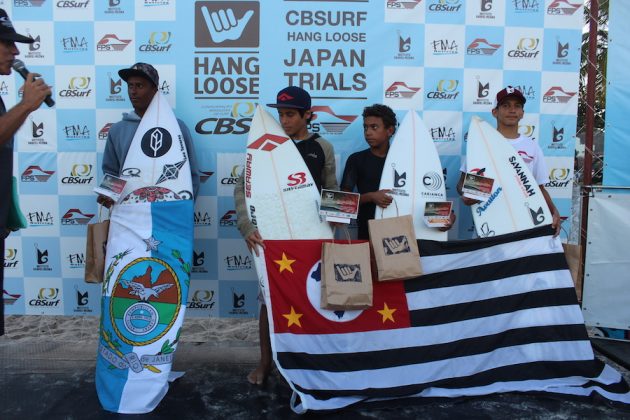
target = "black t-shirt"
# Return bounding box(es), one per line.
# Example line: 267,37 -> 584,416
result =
341,148 -> 386,240
0,97 -> 10,229
294,134 -> 326,192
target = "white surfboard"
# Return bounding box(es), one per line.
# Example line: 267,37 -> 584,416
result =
96,92 -> 194,414
244,106 -> 333,296
377,110 -> 447,241
466,116 -> 551,237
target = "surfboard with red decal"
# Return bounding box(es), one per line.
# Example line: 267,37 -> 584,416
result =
466,116 -> 551,237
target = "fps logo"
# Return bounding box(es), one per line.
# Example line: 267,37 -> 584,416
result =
195,102 -> 254,135
195,2 -> 260,48
547,0 -> 582,15
385,82 -> 421,99
309,106 -> 358,135
139,32 -> 172,52
467,38 -> 501,56
59,77 -> 92,98
97,34 -> 132,52
386,0 -> 422,9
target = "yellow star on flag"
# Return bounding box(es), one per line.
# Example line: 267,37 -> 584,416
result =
377,303 -> 397,323
274,252 -> 296,273
283,306 -> 303,328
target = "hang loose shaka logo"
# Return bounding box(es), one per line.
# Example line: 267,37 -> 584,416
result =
201,7 -> 254,43
383,236 -> 411,255
334,264 -> 362,282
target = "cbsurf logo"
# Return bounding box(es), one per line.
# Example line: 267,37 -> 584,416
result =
428,0 -> 462,13
467,38 -> 501,56
30,288 -> 60,307
195,102 -> 254,135
543,86 -> 576,104
97,34 -> 131,52
385,82 -> 420,99
427,80 -> 459,100
139,31 -> 172,52
21,166 -> 54,182
62,164 -> 94,184
546,168 -> 571,188
187,289 -> 215,310
4,249 -> 19,269
310,106 -> 357,135
519,124 -> 536,141
547,0 -> 581,15
59,76 -> 92,98
221,165 -> 241,185
508,38 -> 540,59
56,1 -> 90,8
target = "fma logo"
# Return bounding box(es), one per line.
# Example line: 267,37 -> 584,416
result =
220,210 -> 237,227
98,123 -> 113,140
513,84 -> 536,102
63,124 -> 90,141
195,1 -> 259,48
247,134 -> 289,151
431,38 -> 458,55
62,164 -> 94,184
21,166 -> 54,183
430,126 -> 456,142
61,36 -> 88,53
426,80 -> 459,100
68,252 -> 86,269
508,38 -> 540,59
225,255 -> 252,271
194,210 -> 212,226
0,81 -> 8,96
97,34 -> 131,51
386,0 -> 422,9
29,288 -> 60,307
195,102 -> 255,135
310,106 -> 357,135
4,248 -> 19,269
547,0 -> 581,15
59,77 -> 92,98
467,38 -> 501,55
27,211 -> 54,227
221,165 -> 241,185
543,86 -> 576,104
187,289 -> 215,309
428,0 -> 462,12
385,82 -> 421,98
512,0 -> 540,13
61,208 -> 95,225
139,31 -> 172,52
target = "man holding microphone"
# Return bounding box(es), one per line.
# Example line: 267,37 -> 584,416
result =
0,8 -> 52,336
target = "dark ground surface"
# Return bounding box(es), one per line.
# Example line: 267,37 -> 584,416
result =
2,337 -> 630,419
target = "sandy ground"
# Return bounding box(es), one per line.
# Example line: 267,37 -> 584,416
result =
2,315 -> 259,344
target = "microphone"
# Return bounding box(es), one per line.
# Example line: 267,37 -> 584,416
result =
11,59 -> 55,107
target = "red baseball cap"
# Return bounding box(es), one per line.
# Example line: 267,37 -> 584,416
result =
494,86 -> 526,108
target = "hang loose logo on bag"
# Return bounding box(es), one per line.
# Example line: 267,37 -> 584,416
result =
382,235 -> 411,255
334,264 -> 362,282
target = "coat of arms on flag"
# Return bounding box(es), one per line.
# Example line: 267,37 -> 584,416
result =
263,227 -> 630,414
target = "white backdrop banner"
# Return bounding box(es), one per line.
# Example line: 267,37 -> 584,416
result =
2,0 -> 582,317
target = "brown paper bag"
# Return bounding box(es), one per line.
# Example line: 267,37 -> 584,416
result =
85,207 -> 110,283
562,243 -> 583,301
368,214 -> 422,281
320,241 -> 373,310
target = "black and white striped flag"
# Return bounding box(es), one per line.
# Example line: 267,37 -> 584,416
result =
263,226 -> 630,413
